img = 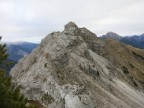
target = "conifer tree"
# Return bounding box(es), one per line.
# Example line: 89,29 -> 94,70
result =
0,36 -> 37,108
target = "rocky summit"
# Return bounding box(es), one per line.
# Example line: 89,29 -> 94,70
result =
10,22 -> 144,108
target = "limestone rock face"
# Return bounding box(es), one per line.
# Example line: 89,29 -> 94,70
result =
10,22 -> 144,108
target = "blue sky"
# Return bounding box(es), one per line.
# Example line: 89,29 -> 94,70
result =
0,0 -> 144,43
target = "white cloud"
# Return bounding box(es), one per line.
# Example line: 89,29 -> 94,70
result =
0,0 -> 144,43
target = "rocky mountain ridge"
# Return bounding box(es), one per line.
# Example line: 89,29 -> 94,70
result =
10,22 -> 144,108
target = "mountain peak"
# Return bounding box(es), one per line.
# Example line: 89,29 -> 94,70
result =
65,21 -> 78,30
140,33 -> 144,36
106,32 -> 121,37
102,32 -> 122,41
63,22 -> 97,39
64,21 -> 78,35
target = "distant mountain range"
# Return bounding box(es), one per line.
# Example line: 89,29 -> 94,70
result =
0,42 -> 38,74
6,42 -> 38,61
101,32 -> 144,49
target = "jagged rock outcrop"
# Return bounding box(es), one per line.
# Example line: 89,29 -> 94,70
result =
10,22 -> 144,108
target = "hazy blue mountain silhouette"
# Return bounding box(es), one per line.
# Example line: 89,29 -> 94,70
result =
6,42 -> 38,61
101,32 -> 144,49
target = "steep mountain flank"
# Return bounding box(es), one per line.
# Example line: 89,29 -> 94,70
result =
91,39 -> 144,89
10,22 -> 144,108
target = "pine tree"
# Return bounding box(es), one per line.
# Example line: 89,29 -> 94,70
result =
0,37 -> 37,108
